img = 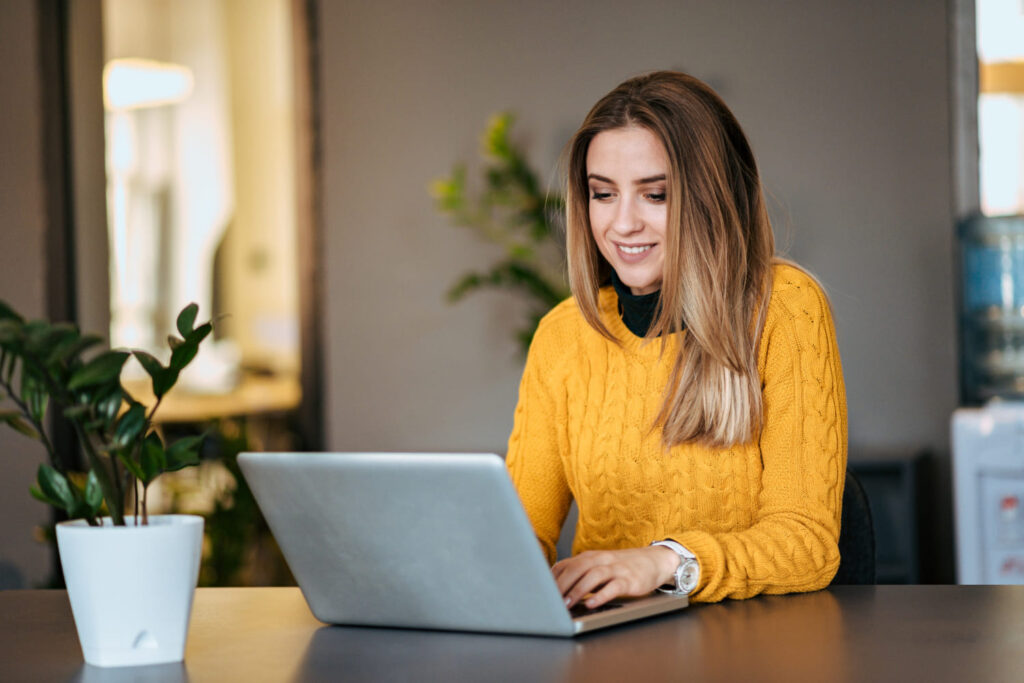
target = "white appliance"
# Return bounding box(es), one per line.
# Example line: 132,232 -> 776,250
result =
953,402 -> 1024,583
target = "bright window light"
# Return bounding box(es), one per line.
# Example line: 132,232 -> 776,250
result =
977,0 -> 1024,216
103,58 -> 194,111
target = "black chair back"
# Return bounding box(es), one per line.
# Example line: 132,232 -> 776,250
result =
831,469 -> 876,585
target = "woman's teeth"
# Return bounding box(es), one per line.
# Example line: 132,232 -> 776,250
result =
618,244 -> 652,254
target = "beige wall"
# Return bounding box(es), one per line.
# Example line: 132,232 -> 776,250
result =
0,0 -> 54,588
317,0 -> 957,455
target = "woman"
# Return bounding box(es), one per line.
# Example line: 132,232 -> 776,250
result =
505,71 -> 847,608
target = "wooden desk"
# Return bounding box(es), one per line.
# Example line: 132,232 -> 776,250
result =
3,586 -> 1024,682
122,374 -> 301,424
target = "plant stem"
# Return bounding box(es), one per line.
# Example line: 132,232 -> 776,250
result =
132,395 -> 164,524
108,441 -> 124,513
141,482 -> 149,526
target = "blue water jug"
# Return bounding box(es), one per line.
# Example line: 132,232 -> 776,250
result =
960,215 -> 1024,402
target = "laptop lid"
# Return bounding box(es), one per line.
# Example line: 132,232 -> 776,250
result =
238,452 -> 687,637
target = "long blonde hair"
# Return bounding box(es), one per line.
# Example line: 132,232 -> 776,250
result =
565,71 -> 775,448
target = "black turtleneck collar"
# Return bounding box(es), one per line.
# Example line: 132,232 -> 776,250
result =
610,270 -> 661,337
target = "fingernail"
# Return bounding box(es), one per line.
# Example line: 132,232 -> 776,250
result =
564,597 -> 572,607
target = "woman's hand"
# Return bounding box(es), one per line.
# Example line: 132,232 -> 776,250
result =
553,546 -> 681,609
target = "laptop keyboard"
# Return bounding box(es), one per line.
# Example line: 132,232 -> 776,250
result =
569,601 -> 625,619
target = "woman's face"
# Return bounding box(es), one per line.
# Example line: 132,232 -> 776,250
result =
586,126 -> 669,296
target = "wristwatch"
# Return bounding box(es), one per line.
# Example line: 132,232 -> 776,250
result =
650,539 -> 700,595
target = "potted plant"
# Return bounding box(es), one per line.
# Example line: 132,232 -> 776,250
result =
431,112 -> 569,355
0,301 -> 212,667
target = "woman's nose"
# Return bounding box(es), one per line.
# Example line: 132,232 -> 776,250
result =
611,198 -> 642,235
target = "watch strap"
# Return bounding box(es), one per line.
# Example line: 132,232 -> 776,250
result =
650,539 -> 700,595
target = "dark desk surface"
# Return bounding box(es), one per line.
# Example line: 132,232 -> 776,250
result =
3,586 -> 1024,682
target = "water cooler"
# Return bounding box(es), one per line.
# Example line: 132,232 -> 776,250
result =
954,216 -> 1024,583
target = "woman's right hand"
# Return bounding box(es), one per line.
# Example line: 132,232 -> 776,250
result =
552,546 -> 680,609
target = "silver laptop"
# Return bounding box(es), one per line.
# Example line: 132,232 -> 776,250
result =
238,451 -> 689,637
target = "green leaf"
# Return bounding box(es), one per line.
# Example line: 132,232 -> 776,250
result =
167,335 -> 184,351
155,368 -> 180,397
186,321 -> 212,346
430,165 -> 466,212
37,464 -> 75,511
140,432 -> 166,482
165,434 -> 204,471
47,333 -> 101,367
116,450 -> 145,481
0,351 -> 16,385
30,485 -> 64,509
21,371 -> 48,424
0,411 -> 39,439
508,244 -> 534,259
446,272 -> 484,303
112,403 -> 145,449
23,321 -> 52,353
68,499 -> 97,522
133,350 -> 169,398
93,386 -> 124,423
168,339 -> 199,373
176,303 -> 199,338
63,404 -> 90,420
23,323 -> 77,365
68,351 -> 130,391
0,319 -> 23,345
0,300 -> 25,323
482,112 -> 514,160
83,470 -> 103,510
133,349 -> 164,379
166,320 -> 212,375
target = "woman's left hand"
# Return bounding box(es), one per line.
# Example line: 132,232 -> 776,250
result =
553,546 -> 681,609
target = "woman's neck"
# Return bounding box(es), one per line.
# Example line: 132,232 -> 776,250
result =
610,271 -> 661,337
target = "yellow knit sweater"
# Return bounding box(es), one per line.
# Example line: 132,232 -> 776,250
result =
505,263 -> 847,603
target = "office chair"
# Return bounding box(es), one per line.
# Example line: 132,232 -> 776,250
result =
831,469 -> 877,585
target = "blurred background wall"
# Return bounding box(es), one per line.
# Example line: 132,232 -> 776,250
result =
0,0 -> 51,588
318,0 -> 956,455
0,0 -> 956,586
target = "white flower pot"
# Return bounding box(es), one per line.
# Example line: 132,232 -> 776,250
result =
56,514 -> 204,668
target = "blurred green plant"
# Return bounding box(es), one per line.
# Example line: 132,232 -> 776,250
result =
0,301 -> 210,526
431,112 -> 569,354
198,420 -> 291,587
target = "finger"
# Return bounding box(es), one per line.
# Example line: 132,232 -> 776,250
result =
564,565 -> 615,608
553,550 -> 611,582
551,558 -> 571,579
553,556 -> 598,597
584,577 -> 626,609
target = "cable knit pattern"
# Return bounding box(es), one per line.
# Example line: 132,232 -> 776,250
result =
505,263 -> 847,603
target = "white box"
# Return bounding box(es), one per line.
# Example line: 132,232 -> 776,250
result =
953,403 -> 1024,583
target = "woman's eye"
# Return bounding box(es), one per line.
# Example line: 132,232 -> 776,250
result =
590,191 -> 613,201
646,192 -> 666,203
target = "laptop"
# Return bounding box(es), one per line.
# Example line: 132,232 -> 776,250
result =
238,451 -> 689,637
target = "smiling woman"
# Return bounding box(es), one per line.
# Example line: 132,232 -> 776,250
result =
505,71 -> 847,608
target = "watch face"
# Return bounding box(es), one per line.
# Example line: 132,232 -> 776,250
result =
679,560 -> 699,592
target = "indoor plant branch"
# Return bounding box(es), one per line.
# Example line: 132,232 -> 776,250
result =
0,301 -> 211,527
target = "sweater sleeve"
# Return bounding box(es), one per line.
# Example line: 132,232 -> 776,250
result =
674,272 -> 847,602
505,311 -> 574,565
